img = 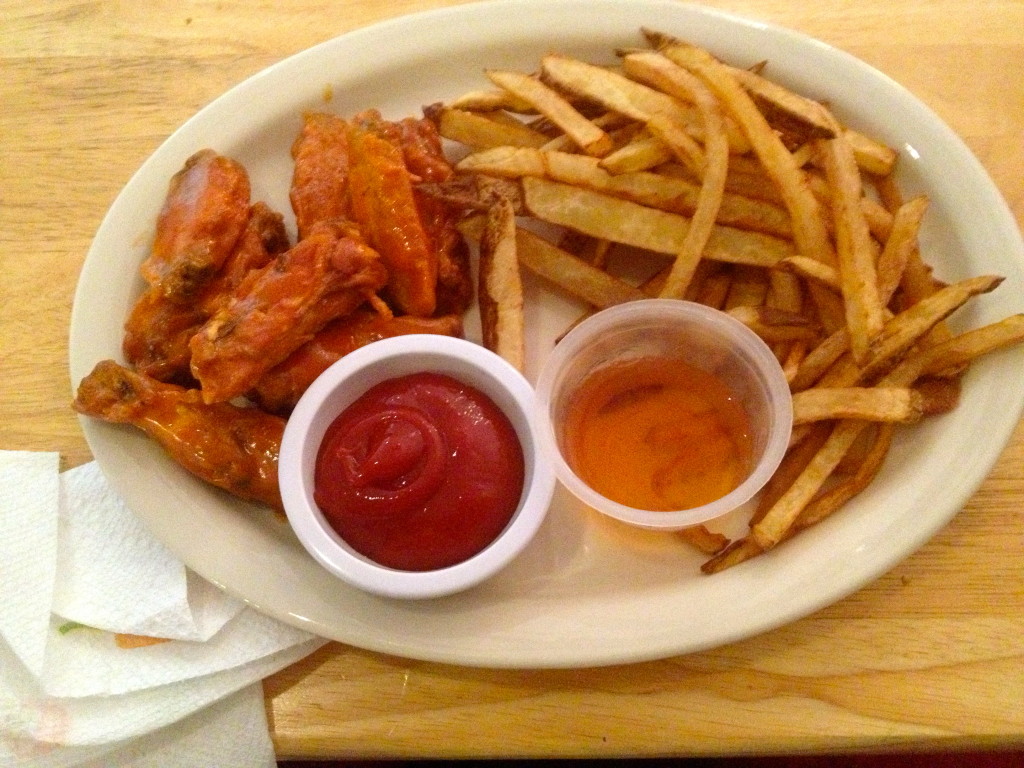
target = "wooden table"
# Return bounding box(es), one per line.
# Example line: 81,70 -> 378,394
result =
4,0 -> 1023,759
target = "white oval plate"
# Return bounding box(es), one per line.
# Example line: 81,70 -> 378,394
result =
69,0 -> 1024,668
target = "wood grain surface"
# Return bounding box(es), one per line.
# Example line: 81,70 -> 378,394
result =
3,0 -> 1023,759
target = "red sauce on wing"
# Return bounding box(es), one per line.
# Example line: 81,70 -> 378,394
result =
313,372 -> 525,571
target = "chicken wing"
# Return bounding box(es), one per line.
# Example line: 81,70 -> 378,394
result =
289,112 -> 351,241
347,115 -> 438,317
395,115 -> 474,315
140,149 -> 252,301
189,220 -> 388,403
250,309 -> 464,414
123,202 -> 288,384
73,360 -> 284,510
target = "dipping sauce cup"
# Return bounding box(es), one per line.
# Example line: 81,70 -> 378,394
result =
279,335 -> 555,600
534,299 -> 792,530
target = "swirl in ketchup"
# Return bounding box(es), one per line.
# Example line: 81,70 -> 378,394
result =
313,372 -> 525,571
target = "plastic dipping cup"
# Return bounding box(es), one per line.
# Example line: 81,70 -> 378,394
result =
534,299 -> 793,530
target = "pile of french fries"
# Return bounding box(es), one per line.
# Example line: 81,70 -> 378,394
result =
420,28 -> 1024,573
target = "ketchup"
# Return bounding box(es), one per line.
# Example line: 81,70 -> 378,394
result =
313,372 -> 525,571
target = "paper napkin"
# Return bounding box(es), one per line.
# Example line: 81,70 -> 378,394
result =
0,450 -> 328,767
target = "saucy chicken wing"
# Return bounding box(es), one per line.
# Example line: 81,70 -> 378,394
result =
250,309 -> 464,414
347,115 -> 438,317
189,220 -> 388,403
123,202 -> 288,384
73,360 -> 284,510
394,115 -> 474,315
140,149 -> 252,301
289,112 -> 351,241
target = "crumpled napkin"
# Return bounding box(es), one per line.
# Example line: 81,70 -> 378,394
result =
0,451 -> 328,767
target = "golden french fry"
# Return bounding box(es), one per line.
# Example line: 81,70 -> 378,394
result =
778,255 -> 841,291
694,268 -> 733,310
540,53 -> 751,154
478,195 -> 525,371
882,314 -> 1024,387
652,36 -> 837,269
459,146 -> 793,238
599,134 -> 672,174
818,133 -> 886,363
727,305 -> 820,343
845,128 -> 898,177
794,423 -> 894,529
541,53 -> 683,123
486,69 -> 615,157
514,227 -> 647,308
862,274 -> 1004,380
617,50 -> 731,300
425,103 -> 550,150
788,327 -> 850,391
521,177 -> 794,266
448,88 -> 536,113
873,170 -> 905,214
751,419 -> 869,550
678,525 -> 730,555
724,266 -> 769,310
876,195 -> 929,304
644,111 -> 706,176
703,422 -> 894,573
791,387 -> 925,425
700,535 -> 764,574
766,264 -> 804,312
752,423 -> 832,526
725,65 -> 837,146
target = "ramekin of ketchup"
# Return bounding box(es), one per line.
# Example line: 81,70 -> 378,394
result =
279,335 -> 555,599
535,299 -> 792,531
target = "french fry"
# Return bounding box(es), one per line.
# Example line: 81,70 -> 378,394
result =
752,423 -> 832,526
618,50 -> 731,300
778,255 -> 841,292
861,274 -> 1004,381
514,227 -> 647,308
700,535 -> 764,574
599,134 -> 672,173
425,103 -> 550,150
882,314 -> 1024,386
704,422 -> 892,573
652,35 -> 837,269
725,64 -> 837,147
818,133 -> 886,363
694,268 -> 733,310
727,305 -> 820,344
678,525 -> 730,555
876,195 -> 929,303
795,423 -> 895,529
486,69 -> 615,157
478,195 -> 525,371
724,265 -> 769,309
540,53 -> 751,154
791,387 -> 925,425
750,419 -> 869,550
520,177 -> 794,266
845,128 -> 898,177
459,146 -> 793,238
448,88 -> 536,114
789,327 -> 850,391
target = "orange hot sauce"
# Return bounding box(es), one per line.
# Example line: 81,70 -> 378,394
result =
562,356 -> 754,511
